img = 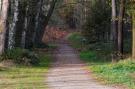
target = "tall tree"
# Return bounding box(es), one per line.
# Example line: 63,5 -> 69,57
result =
8,0 -> 19,49
111,0 -> 118,52
0,0 -> 9,54
129,1 -> 135,59
34,0 -> 57,47
117,0 -> 125,56
132,13 -> 135,59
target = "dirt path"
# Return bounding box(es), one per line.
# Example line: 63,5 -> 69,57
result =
46,42 -> 119,89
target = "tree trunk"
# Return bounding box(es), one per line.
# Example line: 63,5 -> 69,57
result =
111,0 -> 118,52
8,0 -> 19,49
32,0 -> 43,47
21,4 -> 29,48
132,13 -> 135,59
34,0 -> 57,47
118,0 -> 125,55
0,0 -> 9,54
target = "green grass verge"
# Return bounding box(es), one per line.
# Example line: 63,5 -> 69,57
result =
90,59 -> 135,89
0,52 -> 51,89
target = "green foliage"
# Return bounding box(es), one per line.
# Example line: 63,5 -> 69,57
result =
67,32 -> 86,48
80,51 -> 98,62
80,48 -> 111,64
0,48 -> 40,66
125,1 -> 135,17
79,43 -> 135,88
38,53 -> 51,67
91,59 -> 135,88
68,33 -> 83,42
82,0 -> 111,43
0,48 -> 25,61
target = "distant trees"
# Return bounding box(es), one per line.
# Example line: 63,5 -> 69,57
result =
0,0 -> 134,60
77,0 -> 134,60
58,0 -> 76,29
82,0 -> 111,43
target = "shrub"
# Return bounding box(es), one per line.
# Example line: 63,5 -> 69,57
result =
0,48 -> 24,61
0,48 -> 39,66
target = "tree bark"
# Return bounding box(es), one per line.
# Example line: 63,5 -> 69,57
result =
21,4 -> 29,48
118,0 -> 125,55
34,0 -> 57,47
111,0 -> 118,51
8,0 -> 19,49
32,0 -> 43,47
132,13 -> 135,59
0,0 -> 9,54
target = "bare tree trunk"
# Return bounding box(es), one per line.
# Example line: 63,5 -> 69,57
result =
8,0 -> 19,49
34,0 -> 57,47
21,4 -> 29,48
111,0 -> 117,51
0,0 -> 9,54
32,0 -> 42,46
118,0 -> 125,56
132,13 -> 135,59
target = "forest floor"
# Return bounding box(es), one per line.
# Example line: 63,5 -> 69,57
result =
46,40 -> 120,89
0,50 -> 51,89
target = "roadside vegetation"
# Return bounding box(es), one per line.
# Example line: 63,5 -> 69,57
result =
0,48 -> 51,89
68,32 -> 135,89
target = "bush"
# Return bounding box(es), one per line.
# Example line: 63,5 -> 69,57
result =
0,48 -> 39,66
0,48 -> 24,62
80,51 -> 98,62
67,32 -> 87,49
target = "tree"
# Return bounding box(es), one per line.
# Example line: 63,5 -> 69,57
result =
0,0 -> 9,54
82,0 -> 111,43
8,0 -> 19,49
128,1 -> 135,59
111,0 -> 118,52
117,0 -> 125,56
34,0 -> 58,47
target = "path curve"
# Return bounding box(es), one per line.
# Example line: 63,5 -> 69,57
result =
46,42 -> 119,89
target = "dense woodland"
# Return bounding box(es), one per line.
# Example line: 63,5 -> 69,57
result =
0,0 -> 134,60
0,0 -> 58,54
1,0 -> 135,89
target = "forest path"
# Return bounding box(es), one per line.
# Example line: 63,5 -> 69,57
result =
46,41 -> 118,89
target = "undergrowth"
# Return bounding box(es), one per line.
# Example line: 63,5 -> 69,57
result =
0,48 -> 51,89
0,48 -> 39,66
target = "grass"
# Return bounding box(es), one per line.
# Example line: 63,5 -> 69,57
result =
0,52 -> 51,89
67,32 -> 135,89
80,49 -> 135,89
90,59 -> 135,89
80,46 -> 135,89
